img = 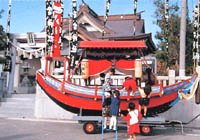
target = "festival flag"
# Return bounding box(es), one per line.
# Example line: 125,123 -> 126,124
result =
52,1 -> 63,57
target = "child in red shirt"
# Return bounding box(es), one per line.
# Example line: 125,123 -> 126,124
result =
121,102 -> 142,140
122,77 -> 137,96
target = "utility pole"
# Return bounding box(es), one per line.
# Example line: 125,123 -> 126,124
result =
179,0 -> 187,76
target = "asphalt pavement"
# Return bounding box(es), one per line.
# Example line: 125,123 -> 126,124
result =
0,94 -> 200,140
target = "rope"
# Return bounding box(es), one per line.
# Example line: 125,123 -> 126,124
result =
70,49 -> 86,79
133,0 -> 137,36
8,40 -> 44,53
138,49 -> 158,84
102,0 -> 111,38
138,49 -> 150,68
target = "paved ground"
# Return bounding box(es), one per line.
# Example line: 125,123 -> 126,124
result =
0,94 -> 35,118
0,94 -> 200,140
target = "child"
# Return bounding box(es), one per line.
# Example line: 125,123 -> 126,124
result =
104,68 -> 115,94
121,102 -> 141,140
103,91 -> 111,129
138,85 -> 152,117
141,67 -> 157,86
122,77 -> 137,96
103,69 -> 115,129
109,90 -> 120,131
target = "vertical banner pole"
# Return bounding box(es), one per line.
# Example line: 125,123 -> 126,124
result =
102,0 -> 111,38
193,4 -> 199,69
165,0 -> 169,67
70,0 -> 78,69
5,0 -> 11,57
45,0 -> 53,56
6,0 -> 16,96
133,0 -> 137,36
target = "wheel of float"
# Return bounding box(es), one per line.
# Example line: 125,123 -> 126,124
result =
140,125 -> 152,136
83,122 -> 97,134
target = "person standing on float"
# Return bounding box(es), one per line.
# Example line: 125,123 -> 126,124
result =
103,68 -> 115,129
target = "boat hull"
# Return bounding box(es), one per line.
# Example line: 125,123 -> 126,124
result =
36,72 -> 183,116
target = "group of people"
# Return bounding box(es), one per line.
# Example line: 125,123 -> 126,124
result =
102,69 -> 120,131
103,90 -> 142,140
103,90 -> 145,140
101,67 -> 157,140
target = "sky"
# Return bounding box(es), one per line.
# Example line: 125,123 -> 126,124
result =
0,0 -> 198,45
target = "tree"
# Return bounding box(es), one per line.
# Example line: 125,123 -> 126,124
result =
153,0 -> 193,75
0,9 -> 6,64
0,25 -> 6,51
185,8 -> 194,75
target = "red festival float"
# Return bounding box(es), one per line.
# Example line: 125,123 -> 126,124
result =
37,0 -> 200,124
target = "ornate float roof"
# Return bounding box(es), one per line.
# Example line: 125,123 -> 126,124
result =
62,2 -> 156,55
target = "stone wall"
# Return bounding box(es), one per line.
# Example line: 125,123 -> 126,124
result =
34,84 -> 76,120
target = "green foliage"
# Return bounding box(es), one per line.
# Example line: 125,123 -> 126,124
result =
0,56 -> 6,64
0,9 -> 6,51
185,19 -> 194,75
153,0 -> 193,75
0,25 -> 6,51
